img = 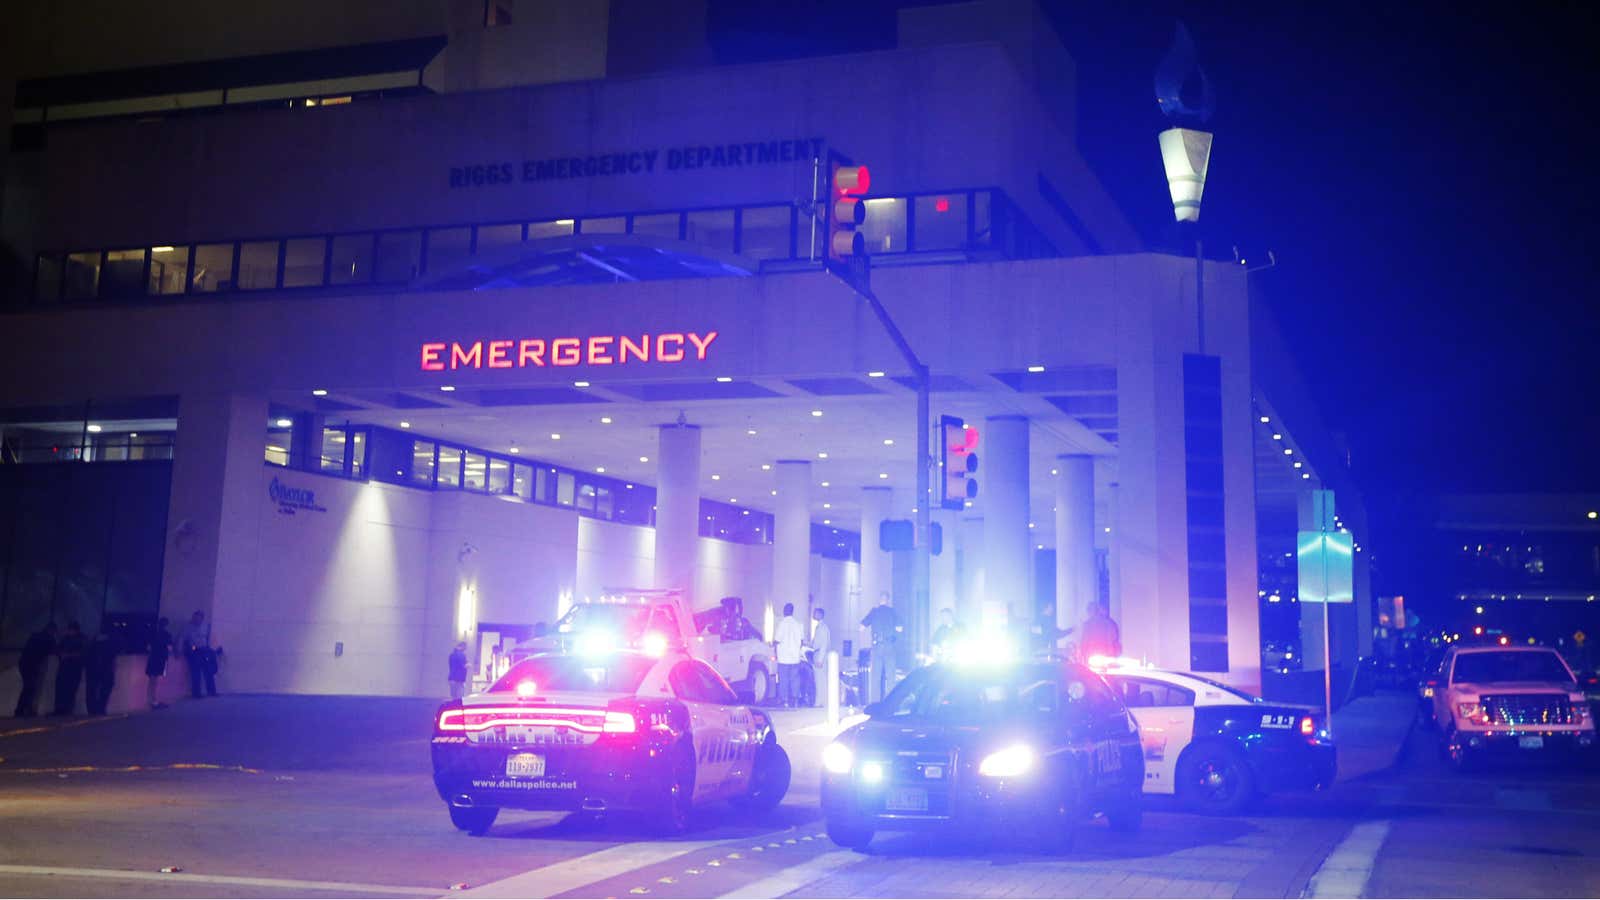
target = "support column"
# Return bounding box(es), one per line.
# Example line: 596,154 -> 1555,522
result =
982,415 -> 1031,625
654,422 -> 701,610
859,485 -> 893,632
1055,454 -> 1097,635
958,514 -> 985,628
773,460 -> 812,615
930,508 -> 959,622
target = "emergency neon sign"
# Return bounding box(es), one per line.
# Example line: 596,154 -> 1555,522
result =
420,331 -> 718,371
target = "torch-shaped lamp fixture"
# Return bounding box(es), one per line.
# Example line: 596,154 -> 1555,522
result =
1159,126 -> 1213,223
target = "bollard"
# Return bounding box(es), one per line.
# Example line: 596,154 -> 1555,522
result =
826,650 -> 840,726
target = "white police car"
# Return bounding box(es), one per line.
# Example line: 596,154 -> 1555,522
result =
1093,659 -> 1335,814
432,646 -> 790,835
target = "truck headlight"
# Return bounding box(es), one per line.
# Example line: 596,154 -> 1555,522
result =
978,744 -> 1035,778
822,741 -> 854,775
1457,702 -> 1488,725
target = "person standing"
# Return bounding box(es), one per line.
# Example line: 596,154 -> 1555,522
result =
1078,601 -> 1122,661
85,622 -> 122,716
13,623 -> 56,717
1032,601 -> 1067,654
860,593 -> 902,704
774,603 -> 805,709
448,641 -> 469,699
146,618 -> 173,709
931,607 -> 964,661
181,610 -> 217,698
807,608 -> 832,708
52,621 -> 86,715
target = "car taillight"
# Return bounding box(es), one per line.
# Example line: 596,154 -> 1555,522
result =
603,711 -> 637,733
1300,716 -> 1315,736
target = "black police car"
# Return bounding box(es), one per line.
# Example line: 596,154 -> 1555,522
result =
820,660 -> 1144,852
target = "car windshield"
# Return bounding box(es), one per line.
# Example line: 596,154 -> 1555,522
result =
874,664 -> 1073,723
555,603 -> 649,638
489,654 -> 656,694
1452,651 -> 1573,685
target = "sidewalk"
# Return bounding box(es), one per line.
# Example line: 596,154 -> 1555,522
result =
1331,689 -> 1419,782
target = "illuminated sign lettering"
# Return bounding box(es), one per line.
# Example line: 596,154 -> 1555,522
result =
421,332 -> 718,372
449,138 -> 824,189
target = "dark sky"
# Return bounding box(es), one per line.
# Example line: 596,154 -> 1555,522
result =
709,1 -> 1600,595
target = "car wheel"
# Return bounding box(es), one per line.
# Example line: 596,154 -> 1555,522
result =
745,665 -> 771,706
448,805 -> 499,836
1443,726 -> 1474,773
657,742 -> 697,835
1177,745 -> 1256,815
733,739 -> 791,812
1104,785 -> 1143,834
826,818 -> 874,851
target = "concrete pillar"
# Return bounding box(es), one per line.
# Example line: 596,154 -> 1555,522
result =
958,514 -> 985,628
859,485 -> 892,633
160,392 -> 270,649
654,422 -> 701,605
982,415 -> 1031,625
1055,455 -> 1096,635
773,460 -> 812,615
931,508 -> 958,623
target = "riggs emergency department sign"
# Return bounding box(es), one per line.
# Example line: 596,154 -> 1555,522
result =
450,137 -> 824,188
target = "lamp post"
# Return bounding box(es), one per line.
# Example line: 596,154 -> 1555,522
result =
1155,22 -> 1216,353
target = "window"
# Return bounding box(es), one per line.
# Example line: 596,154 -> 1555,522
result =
488,457 -> 511,494
282,238 -> 327,288
148,246 -> 189,295
739,205 -> 792,260
580,216 -> 626,235
576,482 -> 597,515
436,446 -> 462,488
192,243 -> 235,293
973,191 -> 994,247
632,213 -> 681,240
330,234 -> 374,285
425,227 -> 471,273
265,424 -> 291,467
410,441 -> 437,487
860,198 -> 906,253
914,194 -> 967,251
512,463 -> 533,500
492,656 -> 657,695
1452,650 -> 1572,684
237,241 -> 280,290
375,231 -> 421,282
463,451 -> 487,491
684,209 -> 735,253
319,428 -> 347,473
34,254 -> 62,303
102,249 -> 146,298
1108,676 -> 1195,708
348,430 -> 365,478
476,223 -> 522,253
556,471 -> 576,506
528,219 -> 575,240
64,252 -> 101,300
669,661 -> 738,705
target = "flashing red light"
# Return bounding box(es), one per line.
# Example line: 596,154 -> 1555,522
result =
1498,635 -> 1509,645
1473,626 -> 1484,636
1300,716 -> 1315,736
934,196 -> 950,213
833,165 -> 870,196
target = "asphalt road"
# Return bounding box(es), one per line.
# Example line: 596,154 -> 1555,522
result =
1,694 -> 1598,898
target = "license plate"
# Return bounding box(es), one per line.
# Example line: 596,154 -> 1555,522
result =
1518,736 -> 1544,750
886,788 -> 928,812
923,765 -> 944,780
506,752 -> 546,778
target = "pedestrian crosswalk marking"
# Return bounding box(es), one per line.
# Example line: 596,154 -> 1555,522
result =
450,839 -> 724,898
0,863 -> 438,896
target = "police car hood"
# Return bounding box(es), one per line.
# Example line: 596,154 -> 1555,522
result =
848,717 -> 1034,759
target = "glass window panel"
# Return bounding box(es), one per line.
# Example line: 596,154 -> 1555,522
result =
463,451 -> 487,491
488,457 -> 511,494
282,237 -> 326,288
576,483 -> 598,514
528,219 -> 575,240
265,428 -> 291,466
349,430 -> 365,478
632,213 -> 681,240
148,245 -> 189,295
192,243 -> 235,293
535,466 -> 551,503
64,251 -> 102,300
34,254 -> 62,303
436,446 -> 462,488
375,231 -> 421,283
102,249 -> 146,298
914,194 -> 968,251
595,486 -> 614,521
129,433 -> 173,461
973,191 -> 993,248
580,216 -> 626,235
319,428 -> 347,473
425,227 -> 472,273
684,209 -> 736,253
860,198 -> 907,254
330,234 -> 374,285
512,463 -> 533,500
476,223 -> 522,253
411,440 -> 437,487
739,205 -> 791,260
237,240 -> 280,290
556,471 -> 576,506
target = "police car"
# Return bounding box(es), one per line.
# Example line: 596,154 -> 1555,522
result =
1093,659 -> 1335,814
431,647 -> 791,835
819,658 -> 1144,852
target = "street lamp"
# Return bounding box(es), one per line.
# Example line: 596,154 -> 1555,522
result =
1155,21 -> 1216,351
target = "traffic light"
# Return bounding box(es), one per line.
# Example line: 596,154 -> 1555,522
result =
825,150 -> 870,266
940,415 -> 979,510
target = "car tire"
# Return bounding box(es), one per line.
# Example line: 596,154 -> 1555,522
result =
1442,726 -> 1475,773
448,805 -> 499,836
1176,744 -> 1256,815
733,739 -> 791,812
1104,785 -> 1143,834
657,742 -> 697,835
826,818 -> 874,851
744,665 -> 771,706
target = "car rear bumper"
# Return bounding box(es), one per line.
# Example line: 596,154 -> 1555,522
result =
432,740 -> 672,813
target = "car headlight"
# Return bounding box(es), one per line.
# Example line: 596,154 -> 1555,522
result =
978,744 -> 1035,778
1456,702 -> 1488,725
822,741 -> 854,775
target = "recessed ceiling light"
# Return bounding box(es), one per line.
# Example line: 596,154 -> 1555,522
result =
823,518 -> 831,524
1050,468 -> 1058,476
600,417 -> 613,424
1293,461 -> 1302,469
1301,472 -> 1310,479
1259,415 -> 1270,423
729,498 -> 737,503
399,421 -> 411,429
1283,448 -> 1293,455
596,466 -> 605,473
821,481 -> 830,487
129,433 -> 137,438
1104,527 -> 1112,533
716,376 -> 733,383
761,464 -> 771,470
810,410 -> 823,417
1028,522 -> 1035,528
639,456 -> 649,463
509,447 -> 520,454
867,371 -> 885,378
574,380 -> 590,388
1272,433 -> 1282,440
551,433 -> 562,440
822,503 -> 831,509
747,429 -> 757,436
883,438 -> 894,446
878,473 -> 888,479
771,490 -> 778,495
439,385 -> 455,392
817,452 -> 828,459
86,424 -> 103,433
1037,544 -> 1044,550
711,474 -> 721,480
1027,365 -> 1045,373
312,389 -> 328,396
274,418 -> 292,428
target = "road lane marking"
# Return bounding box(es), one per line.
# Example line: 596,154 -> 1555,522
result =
716,850 -> 860,899
0,715 -> 128,739
0,863 -> 438,896
1305,819 -> 1391,898
0,762 -> 263,776
452,840 -> 725,898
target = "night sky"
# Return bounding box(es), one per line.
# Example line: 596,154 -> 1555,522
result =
710,1 -> 1600,603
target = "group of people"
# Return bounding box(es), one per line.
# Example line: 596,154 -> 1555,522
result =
773,601 -> 831,708
11,610 -> 220,717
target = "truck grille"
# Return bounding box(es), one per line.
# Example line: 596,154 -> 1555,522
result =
1482,693 -> 1573,726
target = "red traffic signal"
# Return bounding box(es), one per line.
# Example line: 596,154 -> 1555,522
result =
826,153 -> 870,265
